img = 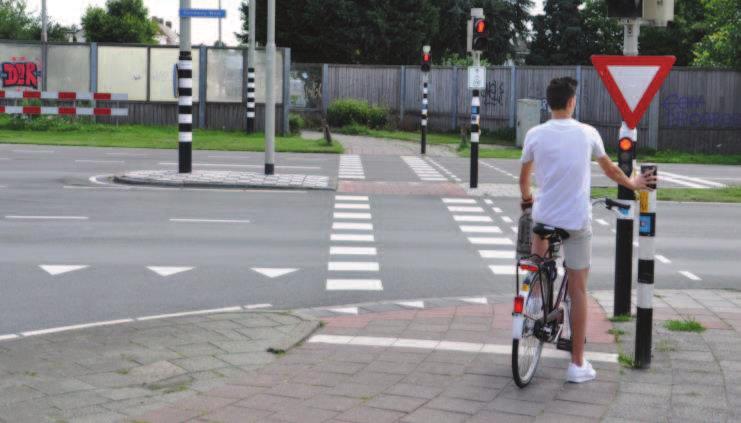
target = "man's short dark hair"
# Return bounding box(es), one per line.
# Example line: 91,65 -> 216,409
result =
547,77 -> 578,110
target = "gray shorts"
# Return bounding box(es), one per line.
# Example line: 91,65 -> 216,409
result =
561,227 -> 592,270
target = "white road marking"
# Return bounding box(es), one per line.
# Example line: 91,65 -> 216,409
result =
327,307 -> 359,315
339,155 -> 365,180
75,160 -> 125,164
137,306 -> 243,321
468,237 -> 513,245
396,301 -> 425,309
63,185 -> 130,190
0,334 -> 19,341
0,158 -> 10,160
501,216 -> 513,224
331,234 -> 375,242
460,225 -> 502,234
5,215 -> 88,220
12,149 -> 54,154
308,335 -> 617,363
448,206 -> 485,213
333,222 -> 373,231
492,207 -> 503,213
21,319 -> 134,337
170,218 -> 250,223
484,199 -> 493,205
335,203 -> 370,210
147,266 -> 194,277
490,265 -> 517,275
106,152 -> 145,157
596,219 -> 609,226
659,175 -> 707,189
611,229 -> 617,234
661,170 -> 727,188
328,262 -> 379,272
655,255 -> 671,264
251,268 -> 299,278
459,297 -> 488,305
334,212 -> 372,220
326,279 -> 383,291
679,271 -> 701,281
479,250 -> 515,259
40,265 -> 89,276
443,198 -> 477,204
336,195 -> 369,202
330,247 -> 377,256
511,226 -> 518,233
454,215 -> 493,223
245,304 -> 273,310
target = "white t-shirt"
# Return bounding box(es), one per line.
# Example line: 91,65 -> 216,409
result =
520,118 -> 607,231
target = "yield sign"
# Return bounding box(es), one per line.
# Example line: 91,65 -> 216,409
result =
591,55 -> 676,129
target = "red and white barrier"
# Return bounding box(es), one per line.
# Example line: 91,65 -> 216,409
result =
0,91 -> 128,116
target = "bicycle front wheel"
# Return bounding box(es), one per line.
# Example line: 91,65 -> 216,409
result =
512,272 -> 546,388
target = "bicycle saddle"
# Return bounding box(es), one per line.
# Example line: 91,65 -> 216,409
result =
532,223 -> 570,241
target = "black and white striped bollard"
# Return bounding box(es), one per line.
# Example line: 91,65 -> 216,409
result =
421,80 -> 428,155
246,66 -> 256,133
178,50 -> 193,174
469,89 -> 480,188
635,163 -> 657,369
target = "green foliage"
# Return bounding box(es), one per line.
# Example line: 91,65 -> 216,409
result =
439,53 -> 491,67
327,99 -> 388,129
339,123 -> 371,135
0,0 -> 69,41
617,352 -> 635,368
3,116 -> 103,132
609,314 -> 633,323
692,0 -> 741,70
664,318 -> 705,332
82,0 -> 158,43
288,113 -> 305,135
640,0 -> 707,66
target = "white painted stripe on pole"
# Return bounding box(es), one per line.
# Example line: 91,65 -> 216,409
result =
655,255 -> 671,264
137,306 -> 243,321
326,279 -> 383,291
501,216 -> 513,224
178,60 -> 193,70
247,102 -> 256,108
469,237 -> 513,245
679,271 -> 702,281
328,262 -> 379,272
335,203 -> 370,210
330,247 -> 377,256
490,265 -> 517,275
333,222 -> 373,231
21,319 -> 134,337
179,114 -> 193,124
179,133 -> 193,142
169,218 -> 251,223
596,219 -> 609,226
639,237 -> 655,260
471,132 -> 480,143
333,212 -> 371,220
178,96 -> 193,106
460,225 -> 502,234
472,97 -> 480,107
179,78 -> 193,89
110,93 -> 128,101
247,83 -> 256,89
454,215 -> 492,222
330,234 -> 375,242
661,170 -> 727,188
5,215 -> 88,220
479,250 -> 515,259
247,112 -> 255,118
447,206 -> 484,213
336,195 -> 369,202
636,283 -> 653,309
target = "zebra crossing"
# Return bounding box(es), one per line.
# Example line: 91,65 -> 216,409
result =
402,156 -> 447,181
338,155 -> 365,179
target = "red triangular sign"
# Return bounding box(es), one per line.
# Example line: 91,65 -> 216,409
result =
591,55 -> 676,129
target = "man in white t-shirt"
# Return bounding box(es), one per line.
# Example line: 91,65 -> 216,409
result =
519,77 -> 655,383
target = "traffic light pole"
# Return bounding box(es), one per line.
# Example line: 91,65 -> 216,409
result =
246,0 -> 256,133
178,0 -> 193,174
421,73 -> 429,155
635,164 -> 657,369
469,52 -> 481,189
264,0 -> 276,175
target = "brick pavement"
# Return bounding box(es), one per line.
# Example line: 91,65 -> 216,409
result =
114,170 -> 333,190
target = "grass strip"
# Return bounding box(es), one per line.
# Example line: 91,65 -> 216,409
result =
591,186 -> 741,203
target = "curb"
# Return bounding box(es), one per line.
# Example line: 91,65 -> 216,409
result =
112,173 -> 337,191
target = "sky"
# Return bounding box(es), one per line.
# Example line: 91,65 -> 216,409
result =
27,0 -> 545,47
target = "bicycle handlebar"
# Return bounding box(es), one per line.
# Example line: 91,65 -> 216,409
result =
592,198 -> 633,218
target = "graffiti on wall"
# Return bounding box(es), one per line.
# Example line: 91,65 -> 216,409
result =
1,57 -> 41,89
661,94 -> 741,128
482,80 -> 505,108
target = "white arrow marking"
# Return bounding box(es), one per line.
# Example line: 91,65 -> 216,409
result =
397,301 -> 425,309
40,265 -> 89,276
460,297 -> 488,305
147,266 -> 194,277
251,268 -> 298,278
328,307 -> 359,315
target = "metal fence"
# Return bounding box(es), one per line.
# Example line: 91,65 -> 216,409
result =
0,40 -> 290,133
310,63 -> 741,154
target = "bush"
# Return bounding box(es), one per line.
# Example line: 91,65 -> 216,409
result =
327,99 -> 388,129
288,113 -> 304,135
339,123 -> 370,135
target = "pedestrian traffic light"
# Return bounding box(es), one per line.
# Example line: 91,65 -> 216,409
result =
618,137 -> 635,174
607,0 -> 643,18
472,17 -> 488,51
421,46 -> 431,73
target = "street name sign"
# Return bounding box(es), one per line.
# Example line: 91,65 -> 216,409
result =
468,66 -> 486,89
591,55 -> 675,129
179,9 -> 227,19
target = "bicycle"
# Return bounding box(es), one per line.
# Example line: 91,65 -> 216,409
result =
511,198 -> 632,388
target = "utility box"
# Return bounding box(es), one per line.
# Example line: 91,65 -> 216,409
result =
643,0 -> 674,26
517,99 -> 542,147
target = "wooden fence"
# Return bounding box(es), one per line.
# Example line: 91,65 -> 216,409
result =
314,64 -> 741,153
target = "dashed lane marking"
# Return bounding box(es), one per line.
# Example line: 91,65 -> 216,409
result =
460,297 -> 488,304
679,271 -> 702,281
137,307 -> 243,321
333,222 -> 373,231
479,250 -> 516,259
448,206 -> 485,213
655,255 -> 672,264
335,203 -> 371,210
328,262 -> 380,272
492,207 -> 503,213
170,218 -> 251,223
326,307 -> 359,315
12,149 -> 54,154
336,195 -> 369,202
6,215 -> 89,220
468,237 -> 514,246
21,319 -> 134,337
460,225 -> 502,234
326,279 -> 384,291
245,304 -> 273,310
333,212 -> 372,220
330,247 -> 377,256
489,265 -> 517,275
331,234 -> 375,242
443,198 -> 477,204
453,215 -> 493,223
595,219 -> 609,226
40,265 -> 89,276
396,301 -> 425,309
501,216 -> 513,224
75,160 -> 125,164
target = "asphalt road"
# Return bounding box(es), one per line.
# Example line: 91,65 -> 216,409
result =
0,143 -> 738,335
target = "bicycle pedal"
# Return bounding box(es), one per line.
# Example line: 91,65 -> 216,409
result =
556,338 -> 572,352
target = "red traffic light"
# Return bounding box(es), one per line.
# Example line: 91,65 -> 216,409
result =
619,137 -> 633,152
475,19 -> 487,34
422,53 -> 430,63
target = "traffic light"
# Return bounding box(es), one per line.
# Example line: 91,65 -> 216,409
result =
607,0 -> 643,18
472,17 -> 488,51
618,137 -> 635,175
421,47 -> 431,73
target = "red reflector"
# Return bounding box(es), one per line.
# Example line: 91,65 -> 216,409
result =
514,296 -> 524,314
0,91 -> 5,98
23,106 -> 41,115
0,106 -> 5,113
93,93 -> 112,101
94,108 -> 112,116
619,137 -> 633,152
519,264 -> 539,272
59,92 -> 77,100
23,91 -> 41,99
59,107 -> 76,115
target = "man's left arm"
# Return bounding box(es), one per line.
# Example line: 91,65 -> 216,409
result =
520,161 -> 534,210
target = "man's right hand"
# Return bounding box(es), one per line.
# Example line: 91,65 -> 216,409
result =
631,170 -> 658,191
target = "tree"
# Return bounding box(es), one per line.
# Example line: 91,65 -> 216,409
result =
527,0 -> 587,65
81,0 -> 158,44
0,0 -> 68,41
692,0 -> 740,70
639,0 -> 706,66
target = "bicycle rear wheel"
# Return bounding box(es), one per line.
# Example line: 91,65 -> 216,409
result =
512,272 -> 546,388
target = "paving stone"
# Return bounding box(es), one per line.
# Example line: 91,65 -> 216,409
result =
384,383 -> 444,400
171,356 -> 230,372
269,405 -> 338,423
487,397 -> 546,416
236,393 -> 302,412
424,396 -> 485,415
200,405 -> 274,423
301,394 -> 364,412
336,406 -> 406,423
467,410 -> 536,423
365,394 -> 427,413
544,399 -> 607,418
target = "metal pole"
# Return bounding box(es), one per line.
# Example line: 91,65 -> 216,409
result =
178,0 -> 193,173
421,73 -> 429,155
470,52 -> 481,189
246,0 -> 256,133
218,0 -> 223,46
264,0 -> 276,175
41,0 -> 47,91
635,164 -> 657,368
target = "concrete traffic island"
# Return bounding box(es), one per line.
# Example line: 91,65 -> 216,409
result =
113,170 -> 335,191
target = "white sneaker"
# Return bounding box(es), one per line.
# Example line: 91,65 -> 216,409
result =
566,360 -> 597,383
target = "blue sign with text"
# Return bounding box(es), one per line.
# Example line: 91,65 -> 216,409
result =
179,9 -> 226,18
